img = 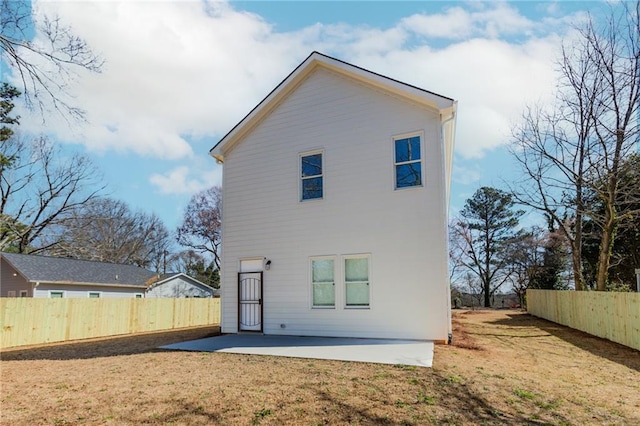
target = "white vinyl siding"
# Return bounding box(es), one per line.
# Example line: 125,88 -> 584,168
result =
311,257 -> 335,308
220,67 -> 450,340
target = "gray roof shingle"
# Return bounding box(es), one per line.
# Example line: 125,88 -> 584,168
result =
1,252 -> 157,288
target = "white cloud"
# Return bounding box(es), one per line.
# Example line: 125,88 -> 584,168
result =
149,165 -> 221,195
11,1 -> 580,163
401,3 -> 536,40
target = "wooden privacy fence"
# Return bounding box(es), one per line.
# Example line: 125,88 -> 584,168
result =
0,298 -> 221,349
527,289 -> 640,351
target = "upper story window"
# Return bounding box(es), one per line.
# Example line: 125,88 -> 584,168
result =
394,135 -> 422,189
301,151 -> 323,201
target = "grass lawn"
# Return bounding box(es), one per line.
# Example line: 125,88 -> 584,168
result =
1,310 -> 639,425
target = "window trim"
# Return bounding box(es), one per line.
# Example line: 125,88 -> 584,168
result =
49,290 -> 65,298
393,132 -> 424,190
19,290 -> 28,297
88,291 -> 102,298
299,150 -> 324,202
7,290 -> 16,297
344,254 -> 371,309
134,293 -> 144,299
310,255 -> 336,309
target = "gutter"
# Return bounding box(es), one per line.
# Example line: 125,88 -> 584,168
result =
440,103 -> 457,344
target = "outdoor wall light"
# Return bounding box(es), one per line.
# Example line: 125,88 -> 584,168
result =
265,260 -> 272,270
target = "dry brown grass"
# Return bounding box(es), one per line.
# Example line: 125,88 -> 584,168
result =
1,310 -> 639,425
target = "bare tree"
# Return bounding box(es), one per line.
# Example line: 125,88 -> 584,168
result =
47,197 -> 172,270
1,0 -> 103,120
0,135 -> 104,252
176,186 -> 222,271
510,3 -> 640,291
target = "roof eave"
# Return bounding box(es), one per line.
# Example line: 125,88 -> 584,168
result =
209,51 -> 456,161
27,280 -> 147,289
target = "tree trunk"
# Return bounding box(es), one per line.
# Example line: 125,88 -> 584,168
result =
595,231 -> 612,291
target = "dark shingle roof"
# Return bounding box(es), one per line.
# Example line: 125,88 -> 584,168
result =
1,252 -> 157,288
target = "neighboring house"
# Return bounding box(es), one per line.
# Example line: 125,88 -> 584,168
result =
145,273 -> 216,298
209,52 -> 457,342
0,252 -> 156,298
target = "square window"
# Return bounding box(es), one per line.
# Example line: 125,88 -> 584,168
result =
7,291 -> 16,297
301,152 -> 323,200
345,256 -> 370,307
311,258 -> 335,307
19,290 -> 28,297
394,135 -> 422,189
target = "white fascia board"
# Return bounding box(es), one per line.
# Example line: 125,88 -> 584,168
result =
209,52 -> 456,162
209,53 -> 320,162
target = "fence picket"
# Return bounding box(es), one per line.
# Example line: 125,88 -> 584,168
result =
0,298 -> 220,349
527,290 -> 640,351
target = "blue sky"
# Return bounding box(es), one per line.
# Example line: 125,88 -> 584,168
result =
5,0 -> 615,233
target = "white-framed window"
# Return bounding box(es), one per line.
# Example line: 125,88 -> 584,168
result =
88,292 -> 101,298
49,291 -> 64,298
7,291 -> 16,297
19,290 -> 28,297
344,255 -> 370,308
310,256 -> 335,308
300,150 -> 323,201
394,133 -> 423,189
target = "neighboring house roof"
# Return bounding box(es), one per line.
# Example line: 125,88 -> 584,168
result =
0,252 -> 156,288
209,50 -> 457,202
146,272 -> 215,293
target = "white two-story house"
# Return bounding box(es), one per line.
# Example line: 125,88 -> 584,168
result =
210,52 -> 457,342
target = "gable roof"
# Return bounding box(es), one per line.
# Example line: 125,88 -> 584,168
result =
209,51 -> 457,164
146,272 -> 214,292
1,252 -> 157,288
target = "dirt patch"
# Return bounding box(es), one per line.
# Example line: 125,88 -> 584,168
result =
1,311 -> 638,425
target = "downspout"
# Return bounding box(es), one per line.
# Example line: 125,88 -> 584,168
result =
441,106 -> 457,345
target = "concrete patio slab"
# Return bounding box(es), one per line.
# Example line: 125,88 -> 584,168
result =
160,334 -> 434,367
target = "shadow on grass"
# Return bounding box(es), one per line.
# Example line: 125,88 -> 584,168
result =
429,370 -> 569,426
488,313 -> 640,373
314,370 -> 567,425
143,401 -> 222,424
0,326 -> 220,361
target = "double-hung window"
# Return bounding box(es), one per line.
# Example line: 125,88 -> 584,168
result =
345,255 -> 370,307
311,257 -> 335,307
394,135 -> 422,189
301,151 -> 323,201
